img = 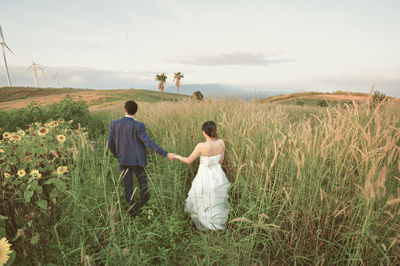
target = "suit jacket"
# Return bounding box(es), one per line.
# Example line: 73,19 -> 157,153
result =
107,116 -> 167,167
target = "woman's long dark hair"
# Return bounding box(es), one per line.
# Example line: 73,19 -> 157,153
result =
202,121 -> 217,138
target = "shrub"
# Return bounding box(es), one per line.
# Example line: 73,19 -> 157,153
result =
0,121 -> 88,262
192,91 -> 204,101
295,99 -> 304,106
371,90 -> 387,107
317,99 -> 328,107
0,96 -> 106,139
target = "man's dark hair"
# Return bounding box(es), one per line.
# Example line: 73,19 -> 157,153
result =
124,100 -> 138,115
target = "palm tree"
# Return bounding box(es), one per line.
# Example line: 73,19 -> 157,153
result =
155,73 -> 167,99
173,72 -> 184,97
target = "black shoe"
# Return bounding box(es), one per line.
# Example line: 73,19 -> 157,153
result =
128,206 -> 139,217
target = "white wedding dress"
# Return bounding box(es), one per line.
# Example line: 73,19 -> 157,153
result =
185,154 -> 230,231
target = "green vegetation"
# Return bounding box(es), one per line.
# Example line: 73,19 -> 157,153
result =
0,96 -> 106,137
1,97 -> 400,265
257,90 -> 374,104
192,91 -> 204,101
371,91 -> 387,108
97,89 -> 186,104
0,121 -> 84,262
281,97 -> 352,108
0,87 -> 81,102
0,87 -> 188,110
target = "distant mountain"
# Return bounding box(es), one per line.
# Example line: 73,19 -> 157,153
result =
164,83 -> 243,97
163,83 -> 290,100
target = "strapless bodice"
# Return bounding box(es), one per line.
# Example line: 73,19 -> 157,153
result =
199,154 -> 221,168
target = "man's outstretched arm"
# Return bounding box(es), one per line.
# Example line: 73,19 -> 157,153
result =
137,124 -> 169,157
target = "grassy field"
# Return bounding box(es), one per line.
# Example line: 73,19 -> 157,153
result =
0,87 -> 187,110
1,95 -> 400,265
257,90 -> 384,104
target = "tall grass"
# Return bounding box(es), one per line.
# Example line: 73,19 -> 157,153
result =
52,99 -> 400,265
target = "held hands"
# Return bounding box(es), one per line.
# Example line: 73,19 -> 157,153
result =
167,153 -> 176,161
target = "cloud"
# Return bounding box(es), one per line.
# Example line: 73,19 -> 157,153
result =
0,66 -> 157,90
169,51 -> 293,66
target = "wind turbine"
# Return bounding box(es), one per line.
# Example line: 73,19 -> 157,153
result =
53,69 -> 60,88
36,65 -> 47,87
24,61 -> 40,88
0,24 -> 15,87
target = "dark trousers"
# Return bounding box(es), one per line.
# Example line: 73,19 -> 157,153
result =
119,165 -> 149,214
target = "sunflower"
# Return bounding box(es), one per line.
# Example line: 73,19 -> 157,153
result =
4,173 -> 10,178
0,237 -> 12,266
34,122 -> 40,126
2,132 -> 10,138
10,134 -> 22,142
48,121 -> 58,128
37,128 -> 49,136
17,130 -> 26,136
57,166 -> 68,175
68,120 -> 73,124
57,167 -> 64,175
58,119 -> 65,123
0,149 -> 4,153
17,169 -> 26,177
30,169 -> 42,179
57,135 -> 66,143
62,166 -> 68,173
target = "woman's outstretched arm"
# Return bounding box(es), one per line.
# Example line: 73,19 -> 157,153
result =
218,139 -> 225,165
174,144 -> 201,164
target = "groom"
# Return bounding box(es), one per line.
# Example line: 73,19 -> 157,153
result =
107,100 -> 175,217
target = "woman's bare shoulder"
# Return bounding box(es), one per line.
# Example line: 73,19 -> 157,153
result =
217,139 -> 225,147
196,142 -> 205,149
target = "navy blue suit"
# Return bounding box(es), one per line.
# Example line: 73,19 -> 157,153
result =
107,116 -> 168,215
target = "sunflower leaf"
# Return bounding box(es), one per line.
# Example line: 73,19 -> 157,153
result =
36,200 -> 48,210
24,189 -> 34,203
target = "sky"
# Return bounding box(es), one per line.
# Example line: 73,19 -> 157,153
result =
1,0 -> 399,96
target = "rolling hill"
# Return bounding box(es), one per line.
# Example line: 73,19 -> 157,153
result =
0,87 -> 188,111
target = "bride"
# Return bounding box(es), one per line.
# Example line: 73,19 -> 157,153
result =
174,121 -> 230,230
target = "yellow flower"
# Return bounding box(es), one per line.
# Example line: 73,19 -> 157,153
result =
37,128 -> 49,136
30,169 -> 42,179
0,149 -> 4,153
48,121 -> 58,128
17,169 -> 26,177
57,135 -> 66,143
4,173 -> 10,178
57,167 -> 64,175
0,237 -> 12,266
35,122 -> 40,126
10,134 -> 22,142
58,119 -> 65,123
62,166 -> 68,173
17,130 -> 26,136
68,120 -> 73,124
2,132 -> 10,138
57,166 -> 68,175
